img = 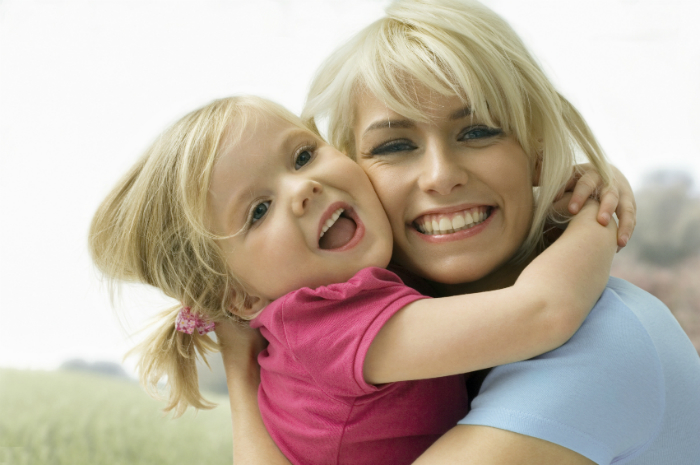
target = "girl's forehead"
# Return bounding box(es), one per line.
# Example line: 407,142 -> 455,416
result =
222,113 -> 308,152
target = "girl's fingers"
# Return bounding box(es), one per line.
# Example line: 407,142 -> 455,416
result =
616,201 -> 636,248
596,186 -> 619,226
608,165 -> 637,248
215,319 -> 267,354
568,170 -> 601,214
561,167 -> 582,195
552,192 -> 574,217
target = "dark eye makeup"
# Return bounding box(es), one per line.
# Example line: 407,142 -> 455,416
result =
366,123 -> 503,158
369,139 -> 417,156
458,125 -> 503,141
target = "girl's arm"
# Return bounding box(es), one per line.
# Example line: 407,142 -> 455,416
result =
215,321 -> 291,465
364,200 -> 617,384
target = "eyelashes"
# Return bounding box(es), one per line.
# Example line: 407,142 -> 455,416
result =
457,125 -> 503,141
370,139 -> 417,156
294,143 -> 316,170
366,124 -> 504,157
248,200 -> 271,226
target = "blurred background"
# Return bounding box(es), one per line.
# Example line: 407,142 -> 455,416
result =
1,0 -> 698,462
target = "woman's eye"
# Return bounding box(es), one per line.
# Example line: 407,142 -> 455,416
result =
250,201 -> 270,224
458,125 -> 503,141
294,149 -> 313,170
370,139 -> 417,156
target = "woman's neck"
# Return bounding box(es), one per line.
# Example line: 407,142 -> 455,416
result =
428,251 -> 538,296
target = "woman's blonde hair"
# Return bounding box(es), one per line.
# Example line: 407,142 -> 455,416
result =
303,0 -> 613,259
89,95 -> 307,416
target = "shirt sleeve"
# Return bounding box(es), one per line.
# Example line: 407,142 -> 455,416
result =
458,286 -> 666,465
273,267 -> 427,400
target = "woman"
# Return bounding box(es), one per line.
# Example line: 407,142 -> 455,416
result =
218,0 -> 700,463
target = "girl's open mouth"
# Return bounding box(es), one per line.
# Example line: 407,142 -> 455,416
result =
318,206 -> 362,250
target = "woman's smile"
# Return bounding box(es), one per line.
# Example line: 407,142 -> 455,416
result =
412,205 -> 492,236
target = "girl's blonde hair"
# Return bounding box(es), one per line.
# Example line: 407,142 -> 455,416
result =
89,95 -> 307,416
303,0 -> 613,260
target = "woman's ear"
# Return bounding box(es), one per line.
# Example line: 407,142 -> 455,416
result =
532,154 -> 543,186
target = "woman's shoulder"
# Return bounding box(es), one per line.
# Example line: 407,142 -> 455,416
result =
462,277 -> 700,463
460,280 -> 667,463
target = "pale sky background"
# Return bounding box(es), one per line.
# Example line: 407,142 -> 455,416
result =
1,0 -> 699,376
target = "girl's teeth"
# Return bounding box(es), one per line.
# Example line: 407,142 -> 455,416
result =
320,208 -> 344,238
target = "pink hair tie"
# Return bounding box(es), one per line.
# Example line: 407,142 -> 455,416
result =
175,307 -> 215,335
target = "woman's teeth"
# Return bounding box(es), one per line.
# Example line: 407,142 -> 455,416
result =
415,207 -> 490,235
320,208 -> 344,238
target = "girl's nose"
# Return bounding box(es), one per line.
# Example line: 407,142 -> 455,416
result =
417,142 -> 469,195
291,179 -> 323,216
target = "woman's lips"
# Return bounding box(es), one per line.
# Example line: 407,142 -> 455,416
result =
410,206 -> 496,243
413,206 -> 491,234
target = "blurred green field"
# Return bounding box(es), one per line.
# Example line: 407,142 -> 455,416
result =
0,369 -> 233,464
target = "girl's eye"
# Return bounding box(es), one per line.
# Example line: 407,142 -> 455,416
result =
370,139 -> 417,156
294,148 -> 313,170
458,125 -> 503,141
250,201 -> 270,224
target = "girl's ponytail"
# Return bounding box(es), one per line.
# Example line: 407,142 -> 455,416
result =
89,96 -> 302,415
130,306 -> 220,417
88,97 -> 267,416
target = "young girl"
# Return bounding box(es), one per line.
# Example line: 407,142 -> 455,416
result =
89,95 -> 617,464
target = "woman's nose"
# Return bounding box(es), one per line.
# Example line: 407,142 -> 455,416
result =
291,179 -> 323,216
417,142 -> 469,195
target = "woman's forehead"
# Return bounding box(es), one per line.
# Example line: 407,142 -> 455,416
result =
353,87 -> 487,131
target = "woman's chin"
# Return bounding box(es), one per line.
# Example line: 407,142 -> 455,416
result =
398,258 -> 494,286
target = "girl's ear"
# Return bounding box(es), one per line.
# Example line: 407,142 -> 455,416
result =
232,294 -> 270,320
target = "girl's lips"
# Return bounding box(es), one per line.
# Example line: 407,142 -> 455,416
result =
317,202 -> 365,251
409,207 -> 497,243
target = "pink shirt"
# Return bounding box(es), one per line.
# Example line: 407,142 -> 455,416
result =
251,267 -> 469,464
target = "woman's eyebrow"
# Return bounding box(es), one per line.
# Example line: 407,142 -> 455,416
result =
363,106 -> 472,134
364,118 -> 415,133
449,106 -> 472,120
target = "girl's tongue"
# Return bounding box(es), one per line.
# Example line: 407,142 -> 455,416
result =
319,216 -> 357,250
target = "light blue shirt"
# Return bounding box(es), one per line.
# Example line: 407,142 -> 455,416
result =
459,277 -> 700,464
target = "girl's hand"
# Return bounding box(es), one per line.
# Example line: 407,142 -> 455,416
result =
564,164 -> 636,248
216,320 -> 290,465
215,319 -> 266,378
